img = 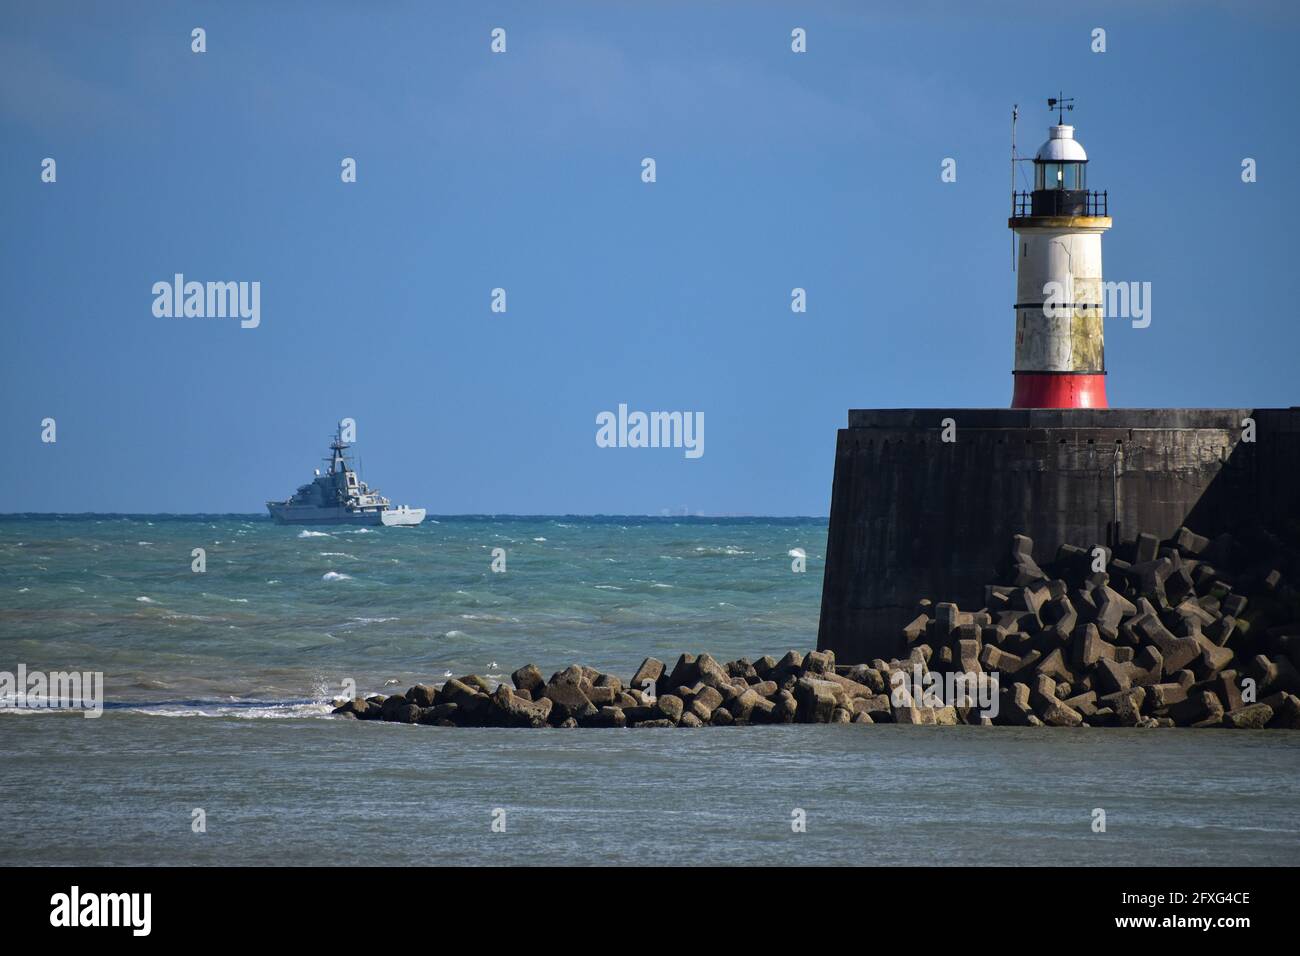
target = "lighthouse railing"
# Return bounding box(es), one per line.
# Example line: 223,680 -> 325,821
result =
1012,190 -> 1108,217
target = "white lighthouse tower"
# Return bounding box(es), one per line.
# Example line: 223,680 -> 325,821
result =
1009,96 -> 1112,408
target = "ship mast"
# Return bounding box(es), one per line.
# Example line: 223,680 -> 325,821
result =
324,423 -> 352,475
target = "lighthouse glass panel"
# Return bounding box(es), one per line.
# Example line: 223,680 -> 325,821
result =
1035,162 -> 1086,191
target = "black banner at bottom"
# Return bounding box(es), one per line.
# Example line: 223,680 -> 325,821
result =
0,866 -> 1279,939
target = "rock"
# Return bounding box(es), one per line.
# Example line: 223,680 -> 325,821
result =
1036,648 -> 1073,683
728,688 -> 763,721
438,678 -> 483,707
772,689 -> 798,723
1195,636 -> 1235,676
404,684 -> 437,707
695,653 -> 731,689
679,710 -> 704,728
655,694 -> 684,723
980,645 -> 1022,673
819,672 -> 876,700
1172,526 -> 1209,556
630,657 -> 664,692
1146,682 -> 1188,710
750,696 -> 778,723
1039,699 -> 1084,727
902,613 -> 929,645
1168,690 -> 1225,727
1094,658 -> 1135,695
490,683 -> 551,727
1135,616 -> 1200,675
687,685 -> 724,720
932,705 -> 959,726
804,649 -> 835,675
543,682 -> 598,723
333,697 -> 378,719
1266,693 -> 1300,729
795,677 -> 840,723
1098,688 -> 1145,726
511,664 -> 545,697
710,706 -> 735,726
389,702 -> 423,724
1073,624 -> 1117,668
664,655 -> 700,692
1224,704 -> 1273,729
459,674 -> 493,695
587,685 -> 618,705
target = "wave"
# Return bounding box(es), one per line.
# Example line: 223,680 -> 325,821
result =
298,530 -> 331,538
322,571 -> 352,581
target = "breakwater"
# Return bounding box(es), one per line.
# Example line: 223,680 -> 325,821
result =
334,525 -> 1300,730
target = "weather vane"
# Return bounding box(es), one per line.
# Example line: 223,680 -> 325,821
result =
1047,93 -> 1074,124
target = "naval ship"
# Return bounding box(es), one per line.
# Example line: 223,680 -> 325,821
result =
266,427 -> 425,527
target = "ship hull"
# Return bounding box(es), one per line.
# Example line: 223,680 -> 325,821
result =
266,503 -> 423,527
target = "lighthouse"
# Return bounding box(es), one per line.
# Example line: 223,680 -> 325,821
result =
1009,97 -> 1111,408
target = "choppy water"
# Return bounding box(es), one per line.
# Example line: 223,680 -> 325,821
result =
2,515 -> 1298,866
0,515 -> 824,712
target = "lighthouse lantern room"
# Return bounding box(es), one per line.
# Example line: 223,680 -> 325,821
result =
1009,96 -> 1112,408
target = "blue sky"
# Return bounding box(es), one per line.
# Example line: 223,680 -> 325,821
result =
3,1 -> 1296,514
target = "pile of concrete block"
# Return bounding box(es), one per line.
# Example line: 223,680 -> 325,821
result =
893,526 -> 1300,729
331,650 -> 904,727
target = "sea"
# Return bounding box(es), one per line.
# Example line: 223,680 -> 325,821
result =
2,515 -> 1298,866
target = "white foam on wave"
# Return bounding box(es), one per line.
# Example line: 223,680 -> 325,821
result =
126,701 -> 336,720
594,584 -> 624,591
322,571 -> 352,581
135,596 -> 155,604
319,552 -> 355,558
298,530 -> 331,538
443,629 -> 469,638
202,592 -> 249,603
533,537 -> 547,542
694,545 -> 752,556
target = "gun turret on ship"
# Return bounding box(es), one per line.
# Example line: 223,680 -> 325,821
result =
266,427 -> 425,527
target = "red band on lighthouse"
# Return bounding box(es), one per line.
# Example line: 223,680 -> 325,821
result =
1011,372 -> 1108,409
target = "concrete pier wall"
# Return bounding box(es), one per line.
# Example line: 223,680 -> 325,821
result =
816,407 -> 1300,663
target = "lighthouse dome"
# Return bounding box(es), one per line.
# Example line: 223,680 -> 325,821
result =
1035,125 -> 1088,162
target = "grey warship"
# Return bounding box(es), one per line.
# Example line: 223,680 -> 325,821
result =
266,427 -> 425,527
